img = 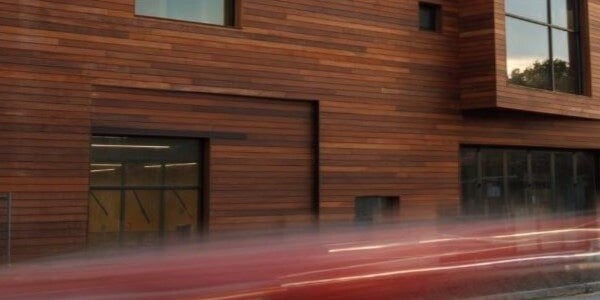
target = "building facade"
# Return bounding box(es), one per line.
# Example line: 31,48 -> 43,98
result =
1,0 -> 599,260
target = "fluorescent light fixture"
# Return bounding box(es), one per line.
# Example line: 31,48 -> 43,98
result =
90,168 -> 116,173
91,144 -> 171,149
166,162 -> 197,167
144,163 -> 197,169
144,164 -> 162,169
91,163 -> 122,167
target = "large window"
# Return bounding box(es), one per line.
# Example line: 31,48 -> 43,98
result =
505,0 -> 582,94
89,136 -> 202,247
135,0 -> 236,26
461,147 -> 597,218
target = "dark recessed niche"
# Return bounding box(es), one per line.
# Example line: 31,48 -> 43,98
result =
419,2 -> 442,32
355,196 -> 400,224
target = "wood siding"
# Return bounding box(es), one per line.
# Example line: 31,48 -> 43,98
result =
459,0 -> 496,109
1,0 -> 600,260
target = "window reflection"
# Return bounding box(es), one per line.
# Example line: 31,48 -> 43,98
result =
552,29 -> 581,93
507,150 -> 528,216
482,150 -> 505,216
506,0 -> 548,22
506,18 -> 551,90
530,152 -> 553,213
554,152 -> 574,212
574,152 -> 596,211
551,0 -> 576,29
461,148 -> 480,215
460,147 -> 597,218
505,0 -> 582,94
135,0 -> 234,26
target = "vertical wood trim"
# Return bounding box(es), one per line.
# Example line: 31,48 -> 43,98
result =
201,138 -> 211,234
579,0 -> 592,96
233,0 -> 243,28
312,102 -> 320,220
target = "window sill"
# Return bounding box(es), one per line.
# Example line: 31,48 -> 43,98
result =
505,82 -> 590,99
134,14 -> 241,31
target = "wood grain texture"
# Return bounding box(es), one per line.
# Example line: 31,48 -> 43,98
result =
1,0 -> 600,260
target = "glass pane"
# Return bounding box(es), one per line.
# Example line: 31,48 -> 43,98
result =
506,0 -> 548,22
125,163 -> 163,187
574,152 -> 596,212
461,148 -> 481,215
122,190 -> 161,246
551,0 -> 576,29
481,149 -> 505,216
91,136 -> 199,164
90,136 -> 201,247
135,0 -> 229,26
165,162 -> 199,186
507,150 -> 528,216
165,190 -> 198,232
506,18 -> 552,90
554,152 -> 574,213
552,29 -> 581,94
88,190 -> 121,247
530,152 -> 554,214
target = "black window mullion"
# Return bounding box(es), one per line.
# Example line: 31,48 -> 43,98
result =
526,151 -> 533,214
477,149 -> 483,216
551,152 -> 557,212
159,163 -> 166,240
575,1 -> 583,94
119,162 -> 127,245
549,27 -> 556,91
503,151 -> 510,217
576,31 -> 584,94
506,13 -> 575,32
547,0 -> 556,91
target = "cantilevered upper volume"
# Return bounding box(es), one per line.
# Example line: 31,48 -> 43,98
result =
460,0 -> 597,119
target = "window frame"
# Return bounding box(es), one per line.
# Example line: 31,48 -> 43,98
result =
505,0 -> 584,94
460,145 -> 599,218
134,0 -> 239,28
88,135 -> 207,245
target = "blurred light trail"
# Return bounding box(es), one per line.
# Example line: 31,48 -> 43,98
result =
282,251 -> 600,288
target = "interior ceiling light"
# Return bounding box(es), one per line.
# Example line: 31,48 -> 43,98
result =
90,163 -> 123,167
144,162 -> 197,169
90,168 -> 116,173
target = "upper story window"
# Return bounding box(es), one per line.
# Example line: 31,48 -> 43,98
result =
505,0 -> 582,94
135,0 -> 236,27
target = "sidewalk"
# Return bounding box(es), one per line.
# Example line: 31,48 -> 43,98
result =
469,281 -> 600,300
556,291 -> 600,299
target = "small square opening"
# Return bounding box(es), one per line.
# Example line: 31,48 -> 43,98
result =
355,196 -> 400,224
419,2 -> 441,32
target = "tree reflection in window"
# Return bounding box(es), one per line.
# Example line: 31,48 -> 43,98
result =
508,58 -> 579,94
505,0 -> 582,94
